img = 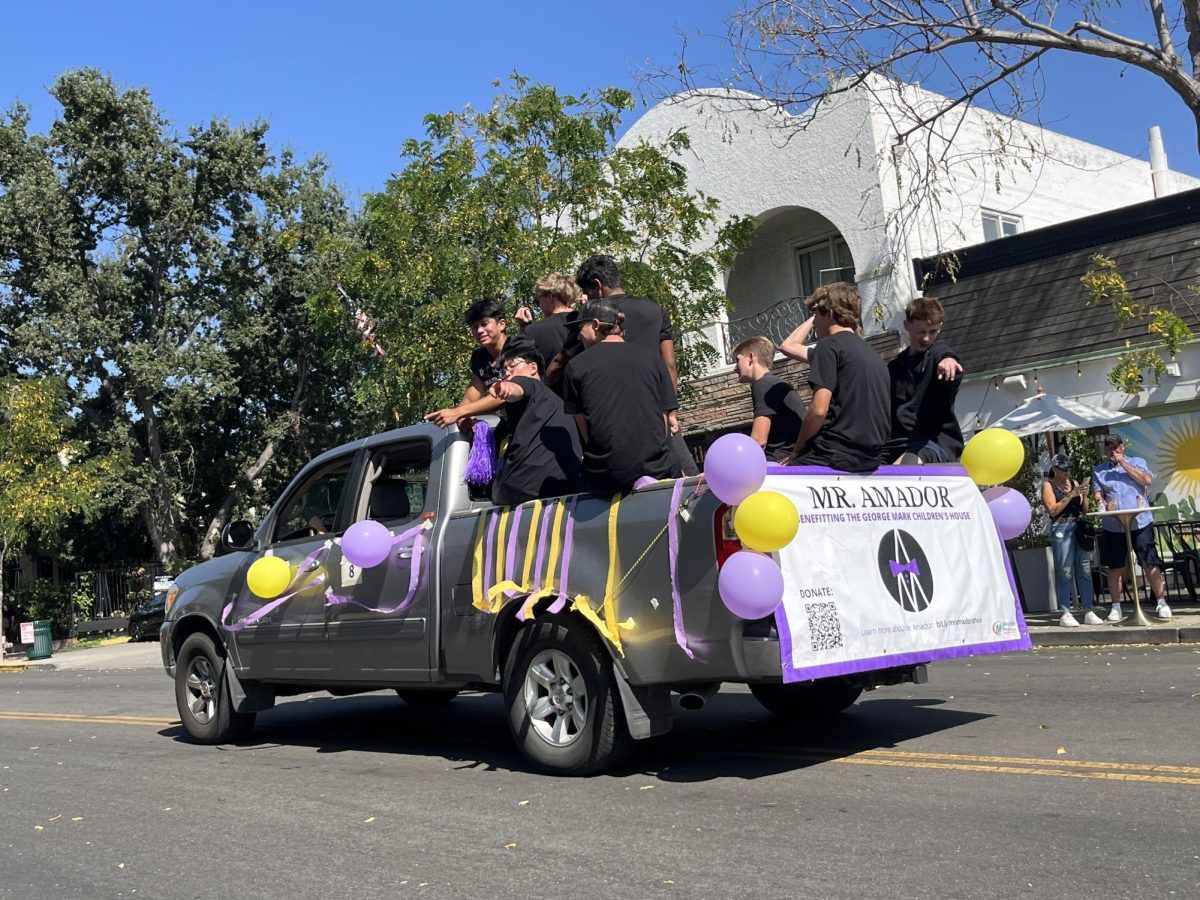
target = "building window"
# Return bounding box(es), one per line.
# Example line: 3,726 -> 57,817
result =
981,210 -> 1022,242
794,236 -> 855,298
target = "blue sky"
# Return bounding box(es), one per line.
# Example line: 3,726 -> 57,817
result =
4,1 -> 1198,204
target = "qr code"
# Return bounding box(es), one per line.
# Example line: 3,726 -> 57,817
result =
806,601 -> 844,652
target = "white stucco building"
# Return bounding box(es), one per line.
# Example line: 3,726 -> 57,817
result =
619,80 -> 1199,365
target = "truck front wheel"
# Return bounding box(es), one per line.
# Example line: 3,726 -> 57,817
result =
503,616 -> 632,776
750,679 -> 864,719
175,632 -> 256,744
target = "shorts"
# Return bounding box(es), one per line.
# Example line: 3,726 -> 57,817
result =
1100,525 -> 1163,570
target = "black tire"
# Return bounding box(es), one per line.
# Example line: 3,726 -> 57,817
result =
174,632 -> 256,743
750,679 -> 864,719
127,622 -> 141,642
395,688 -> 461,708
503,615 -> 632,776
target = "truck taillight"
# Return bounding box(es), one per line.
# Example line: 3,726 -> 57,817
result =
714,504 -> 741,566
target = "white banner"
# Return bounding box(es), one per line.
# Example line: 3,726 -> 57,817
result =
769,469 -> 1029,682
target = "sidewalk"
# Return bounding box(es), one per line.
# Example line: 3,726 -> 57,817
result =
0,636 -> 163,672
1024,595 -> 1200,647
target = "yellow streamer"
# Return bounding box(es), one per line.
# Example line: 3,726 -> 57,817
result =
470,511 -> 489,611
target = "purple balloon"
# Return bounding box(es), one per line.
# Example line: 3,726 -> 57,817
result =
704,433 -> 767,506
718,550 -> 784,619
341,520 -> 393,568
983,486 -> 1033,540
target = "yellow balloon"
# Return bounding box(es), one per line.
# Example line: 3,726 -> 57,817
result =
961,428 -> 1024,486
734,490 -> 799,553
246,556 -> 292,599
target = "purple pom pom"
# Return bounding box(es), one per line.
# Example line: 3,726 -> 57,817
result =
464,420 -> 497,486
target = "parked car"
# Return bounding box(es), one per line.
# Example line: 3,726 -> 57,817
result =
128,590 -> 167,642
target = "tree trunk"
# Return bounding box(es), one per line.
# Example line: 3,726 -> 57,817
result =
142,482 -> 179,567
197,436 -> 280,561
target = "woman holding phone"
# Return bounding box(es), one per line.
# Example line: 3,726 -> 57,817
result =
1041,452 -> 1099,627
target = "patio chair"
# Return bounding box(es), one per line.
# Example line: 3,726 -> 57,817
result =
1155,522 -> 1199,601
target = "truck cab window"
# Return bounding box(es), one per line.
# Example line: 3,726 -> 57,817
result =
358,440 -> 432,525
274,461 -> 352,543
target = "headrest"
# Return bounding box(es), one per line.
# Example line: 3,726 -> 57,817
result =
369,479 -> 411,520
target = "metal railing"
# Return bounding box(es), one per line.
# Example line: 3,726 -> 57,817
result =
721,296 -> 811,363
73,567 -> 163,619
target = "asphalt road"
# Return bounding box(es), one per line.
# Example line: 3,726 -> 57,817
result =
2,643 -> 1198,899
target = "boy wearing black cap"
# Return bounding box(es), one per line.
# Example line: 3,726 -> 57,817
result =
1091,433 -> 1171,621
562,299 -> 682,496
488,335 -> 582,505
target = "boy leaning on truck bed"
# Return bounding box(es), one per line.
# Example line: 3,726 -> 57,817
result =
427,276 -> 967,497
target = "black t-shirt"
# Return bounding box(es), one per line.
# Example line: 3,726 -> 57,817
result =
492,376 -> 582,506
886,339 -> 964,457
562,341 -> 680,496
799,330 -> 890,473
470,345 -> 504,392
526,312 -> 580,395
751,373 -> 807,462
608,294 -> 672,354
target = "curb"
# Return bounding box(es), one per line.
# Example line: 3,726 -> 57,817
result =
1030,626 -> 1200,647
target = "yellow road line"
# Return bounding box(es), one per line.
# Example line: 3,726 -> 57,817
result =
0,712 -> 176,727
3,711 -> 1197,785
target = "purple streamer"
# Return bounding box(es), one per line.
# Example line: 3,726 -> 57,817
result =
547,495 -> 578,614
667,479 -> 696,659
325,531 -> 426,614
502,504 -> 523,596
519,500 -> 557,622
222,546 -> 329,632
463,420 -> 496,486
482,509 -> 499,600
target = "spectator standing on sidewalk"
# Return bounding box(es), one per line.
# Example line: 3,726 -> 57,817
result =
1041,452 -> 1101,627
1091,433 -> 1172,622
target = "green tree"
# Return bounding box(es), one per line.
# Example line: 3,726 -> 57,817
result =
0,69 -> 361,564
342,76 -> 754,427
0,378 -> 105,638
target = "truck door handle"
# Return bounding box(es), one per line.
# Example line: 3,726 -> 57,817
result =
397,548 -> 413,560
304,559 -> 322,572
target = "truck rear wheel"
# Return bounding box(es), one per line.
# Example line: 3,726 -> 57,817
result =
175,632 -> 256,744
503,616 -> 632,776
750,679 -> 864,718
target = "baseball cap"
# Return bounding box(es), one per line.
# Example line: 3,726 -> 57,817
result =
565,299 -> 622,329
1048,452 -> 1072,470
498,334 -> 545,372
1101,433 -> 1125,447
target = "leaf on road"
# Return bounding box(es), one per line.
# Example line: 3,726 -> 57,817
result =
49,814 -> 62,821
517,800 -> 529,806
71,817 -> 83,822
364,817 -> 376,823
504,843 -> 517,849
1056,746 -> 1067,755
640,785 -> 655,791
33,825 -> 44,831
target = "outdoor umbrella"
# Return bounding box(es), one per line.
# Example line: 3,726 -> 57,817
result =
990,392 -> 1140,438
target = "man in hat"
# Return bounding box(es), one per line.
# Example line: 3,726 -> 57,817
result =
488,335 -> 582,505
1091,433 -> 1171,621
561,299 -> 681,496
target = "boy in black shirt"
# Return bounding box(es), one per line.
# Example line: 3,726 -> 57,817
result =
573,254 -> 699,476
732,336 -> 807,463
884,296 -> 965,464
515,273 -> 582,393
488,335 -> 582,505
562,299 -> 682,497
426,299 -> 508,429
788,283 -> 890,473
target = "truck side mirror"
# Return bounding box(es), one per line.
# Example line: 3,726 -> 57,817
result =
221,520 -> 256,552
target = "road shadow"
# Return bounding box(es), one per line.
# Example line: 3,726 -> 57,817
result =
164,688 -> 990,781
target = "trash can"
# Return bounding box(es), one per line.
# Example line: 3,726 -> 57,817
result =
27,620 -> 53,660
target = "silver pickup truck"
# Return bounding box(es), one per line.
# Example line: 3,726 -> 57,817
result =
161,421 -> 1024,774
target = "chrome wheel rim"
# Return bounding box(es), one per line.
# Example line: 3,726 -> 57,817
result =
184,655 -> 218,725
523,648 -> 587,747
